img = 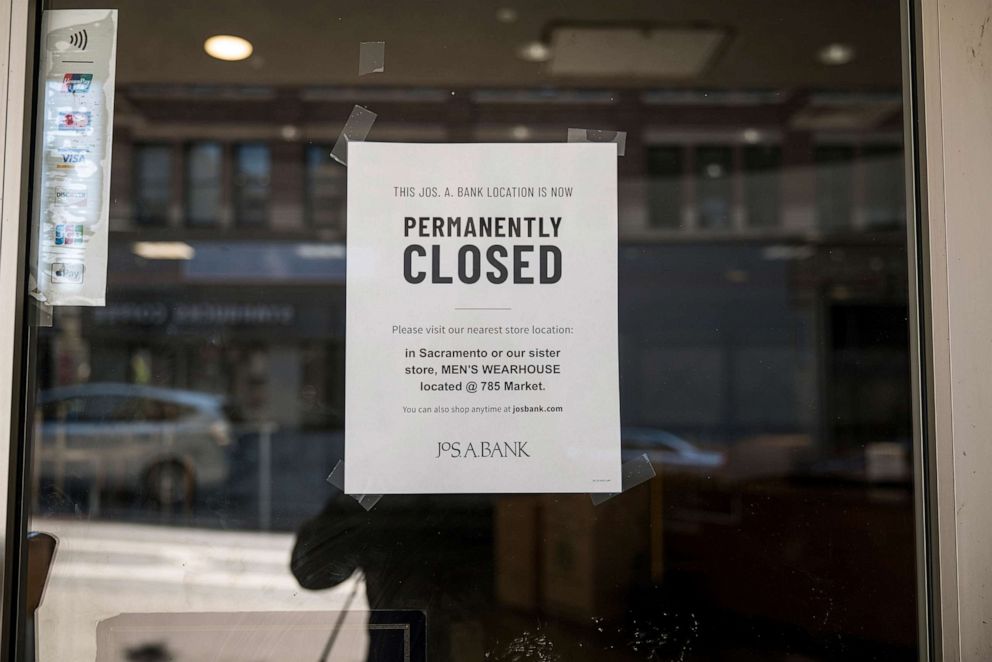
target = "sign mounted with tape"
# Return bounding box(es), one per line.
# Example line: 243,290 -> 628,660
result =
345,142 -> 621,494
31,9 -> 118,307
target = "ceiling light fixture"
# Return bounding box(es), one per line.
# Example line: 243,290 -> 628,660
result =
818,43 -> 855,65
517,41 -> 552,63
496,8 -> 518,24
296,243 -> 346,260
133,242 -> 195,260
742,128 -> 762,144
280,124 -> 301,141
204,35 -> 254,62
705,163 -> 725,179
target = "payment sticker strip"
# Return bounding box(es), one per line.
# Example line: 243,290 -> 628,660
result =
31,9 -> 118,306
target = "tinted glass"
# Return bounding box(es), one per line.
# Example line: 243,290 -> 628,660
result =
133,143 -> 172,226
26,2 -> 917,661
814,144 -> 856,231
646,145 -> 684,229
743,144 -> 782,228
233,143 -> 271,226
306,144 -> 347,229
185,142 -> 223,225
864,144 -> 905,229
694,145 -> 734,230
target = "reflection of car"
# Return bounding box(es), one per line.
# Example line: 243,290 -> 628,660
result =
38,383 -> 231,504
621,427 -> 725,471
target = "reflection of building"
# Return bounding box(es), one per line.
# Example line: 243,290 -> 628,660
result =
39,85 -> 909,454
41,264 -> 345,430
116,87 -> 905,237
621,239 -> 909,452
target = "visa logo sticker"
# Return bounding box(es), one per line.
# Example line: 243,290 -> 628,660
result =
51,262 -> 84,284
61,73 -> 93,93
57,111 -> 92,131
56,148 -> 88,168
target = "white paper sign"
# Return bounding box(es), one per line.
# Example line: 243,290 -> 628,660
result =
345,143 -> 620,494
31,10 -> 117,307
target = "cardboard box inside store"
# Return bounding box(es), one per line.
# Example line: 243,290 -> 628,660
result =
494,479 -> 660,621
494,495 -> 542,611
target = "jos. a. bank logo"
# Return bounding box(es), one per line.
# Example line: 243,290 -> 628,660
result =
51,262 -> 84,284
435,441 -> 531,459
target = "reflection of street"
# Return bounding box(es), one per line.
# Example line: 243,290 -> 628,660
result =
37,383 -> 236,508
34,517 -> 369,662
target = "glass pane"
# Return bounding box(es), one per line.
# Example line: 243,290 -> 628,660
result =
185,142 -> 223,225
646,145 -> 684,229
815,144 -> 856,232
133,144 -> 172,226
863,144 -> 905,229
743,144 -> 782,228
694,145 -> 734,230
234,143 -> 271,226
25,2 -> 917,661
306,144 -> 346,229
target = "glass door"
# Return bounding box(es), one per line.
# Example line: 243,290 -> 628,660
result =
10,1 -> 919,660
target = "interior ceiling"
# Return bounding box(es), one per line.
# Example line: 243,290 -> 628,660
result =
53,0 -> 904,90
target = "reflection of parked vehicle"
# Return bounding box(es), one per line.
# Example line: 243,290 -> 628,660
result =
622,427 -> 725,471
38,383 -> 231,505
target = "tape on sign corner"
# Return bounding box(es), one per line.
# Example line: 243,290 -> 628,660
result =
326,460 -> 383,511
326,459 -> 345,489
358,41 -> 386,76
567,128 -> 627,157
589,453 -> 656,506
354,493 -> 383,511
330,105 -> 378,166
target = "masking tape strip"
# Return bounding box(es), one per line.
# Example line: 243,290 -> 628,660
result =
567,128 -> 627,156
358,41 -> 385,76
590,453 -> 656,505
330,105 -> 378,166
33,300 -> 54,328
326,460 -> 383,511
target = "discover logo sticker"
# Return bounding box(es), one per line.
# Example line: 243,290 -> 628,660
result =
53,186 -> 87,207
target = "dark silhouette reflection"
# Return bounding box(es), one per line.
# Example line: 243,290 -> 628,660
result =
124,643 -> 173,662
292,492 -> 494,660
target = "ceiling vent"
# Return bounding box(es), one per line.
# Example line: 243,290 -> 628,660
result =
790,94 -> 901,130
549,25 -> 727,79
